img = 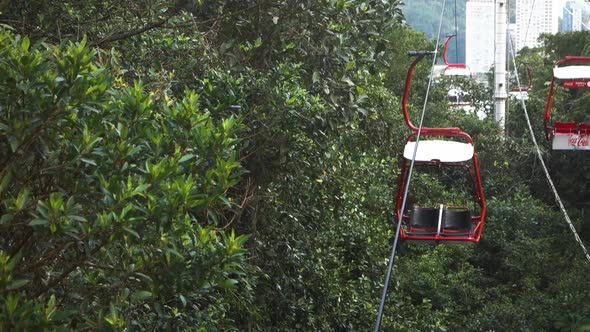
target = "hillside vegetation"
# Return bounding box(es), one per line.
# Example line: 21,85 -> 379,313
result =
0,1 -> 589,330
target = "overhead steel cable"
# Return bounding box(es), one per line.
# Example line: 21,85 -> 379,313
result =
454,0 -> 458,63
508,34 -> 590,264
373,1 -> 448,330
523,0 -> 537,47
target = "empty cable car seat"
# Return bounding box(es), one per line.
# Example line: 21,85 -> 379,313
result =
408,206 -> 438,233
442,207 -> 471,234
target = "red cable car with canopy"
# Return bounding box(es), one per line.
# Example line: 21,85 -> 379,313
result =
442,35 -> 472,78
510,63 -> 532,101
544,56 -> 590,150
441,35 -> 471,106
396,51 -> 486,243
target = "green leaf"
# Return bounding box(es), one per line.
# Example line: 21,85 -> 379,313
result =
46,294 -> 56,319
0,214 -> 14,224
80,158 -> 97,166
15,188 -> 30,210
52,309 -> 76,321
219,278 -> 238,289
133,272 -> 153,283
123,227 -> 140,239
7,251 -> 22,272
0,171 -> 13,194
21,36 -> 30,51
179,294 -> 187,307
166,248 -> 183,259
70,215 -> 87,222
235,234 -> 251,246
219,195 -> 231,207
312,71 -> 320,84
283,41 -> 296,50
134,184 -> 150,193
131,291 -> 152,301
179,154 -> 195,163
254,37 -> 262,48
7,279 -> 29,290
8,136 -> 18,153
29,218 -> 49,226
342,77 -> 355,86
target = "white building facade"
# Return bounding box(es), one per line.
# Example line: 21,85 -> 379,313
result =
465,0 -> 495,74
515,0 -> 558,51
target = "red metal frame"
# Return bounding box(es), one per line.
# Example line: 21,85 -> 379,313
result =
397,51 -> 487,243
510,63 -> 532,93
544,56 -> 590,140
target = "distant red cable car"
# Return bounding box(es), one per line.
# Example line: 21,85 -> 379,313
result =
509,63 -> 532,101
442,35 -> 472,78
441,35 -> 472,107
396,51 -> 486,243
544,56 -> 590,150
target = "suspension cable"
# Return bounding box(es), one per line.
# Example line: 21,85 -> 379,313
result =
508,35 -> 590,264
454,0 -> 458,63
373,1 -> 448,330
523,0 -> 537,48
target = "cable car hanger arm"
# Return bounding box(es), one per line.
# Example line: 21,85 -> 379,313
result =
543,75 -> 556,140
402,51 -> 432,131
442,34 -> 456,65
402,51 -> 460,134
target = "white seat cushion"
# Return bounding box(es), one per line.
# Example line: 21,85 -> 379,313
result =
404,140 -> 474,162
554,66 -> 590,80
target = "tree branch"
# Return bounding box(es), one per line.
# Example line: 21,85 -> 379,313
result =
33,242 -> 105,298
93,18 -> 168,46
93,1 -> 272,46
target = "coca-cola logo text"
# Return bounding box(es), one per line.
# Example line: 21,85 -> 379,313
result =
568,134 -> 589,147
562,80 -> 590,89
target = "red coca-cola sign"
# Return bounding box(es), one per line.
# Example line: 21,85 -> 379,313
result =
568,134 -> 589,147
562,80 -> 590,88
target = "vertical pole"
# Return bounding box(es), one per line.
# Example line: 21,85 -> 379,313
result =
494,0 -> 508,132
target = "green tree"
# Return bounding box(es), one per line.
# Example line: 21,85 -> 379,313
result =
0,28 -> 255,330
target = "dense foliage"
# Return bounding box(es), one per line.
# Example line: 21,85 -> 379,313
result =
0,1 -> 589,330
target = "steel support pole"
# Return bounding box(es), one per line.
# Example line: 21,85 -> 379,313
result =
494,0 -> 508,132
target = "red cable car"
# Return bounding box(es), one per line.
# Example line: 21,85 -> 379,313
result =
510,63 -> 532,101
442,35 -> 472,78
396,51 -> 486,243
441,35 -> 472,107
544,56 -> 590,150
